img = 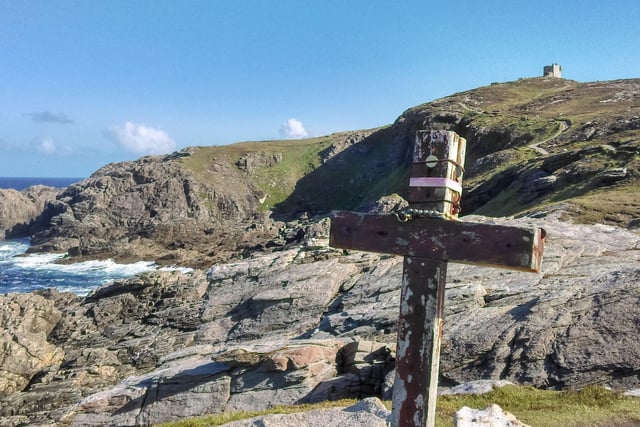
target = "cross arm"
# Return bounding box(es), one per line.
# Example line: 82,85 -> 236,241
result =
330,211 -> 545,273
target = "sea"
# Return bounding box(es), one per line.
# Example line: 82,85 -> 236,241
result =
0,177 -> 191,296
0,176 -> 84,191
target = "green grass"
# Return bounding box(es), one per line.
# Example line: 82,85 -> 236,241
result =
154,386 -> 640,427
177,78 -> 640,224
246,139 -> 331,211
555,184 -> 640,227
438,385 -> 640,427
178,133 -> 354,211
177,128 -> 401,214
473,183 -> 526,217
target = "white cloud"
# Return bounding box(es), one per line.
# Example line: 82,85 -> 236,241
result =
279,118 -> 309,139
109,122 -> 176,155
37,137 -> 57,154
36,137 -> 72,155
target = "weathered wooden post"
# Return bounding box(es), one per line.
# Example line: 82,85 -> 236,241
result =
330,130 -> 545,427
408,129 -> 466,219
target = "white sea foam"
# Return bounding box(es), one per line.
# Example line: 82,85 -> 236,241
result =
0,238 -> 193,295
0,239 -> 29,257
46,259 -> 156,276
11,253 -> 66,268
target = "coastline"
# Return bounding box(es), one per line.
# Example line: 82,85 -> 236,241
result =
0,176 -> 84,191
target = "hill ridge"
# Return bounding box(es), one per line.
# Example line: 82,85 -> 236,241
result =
2,77 -> 639,266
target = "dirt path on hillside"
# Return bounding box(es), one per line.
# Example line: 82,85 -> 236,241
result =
528,120 -> 570,156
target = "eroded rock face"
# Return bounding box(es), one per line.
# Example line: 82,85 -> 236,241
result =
0,186 -> 59,239
235,151 -> 282,174
66,339 -> 393,427
440,218 -> 640,390
29,153 -> 272,266
1,217 -> 639,426
0,293 -> 64,398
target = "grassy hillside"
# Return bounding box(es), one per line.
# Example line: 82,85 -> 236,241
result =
178,77 -> 640,227
179,134 -> 339,211
179,126 -> 409,217
409,78 -> 640,225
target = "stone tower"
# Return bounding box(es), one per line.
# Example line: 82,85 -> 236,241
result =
543,63 -> 562,78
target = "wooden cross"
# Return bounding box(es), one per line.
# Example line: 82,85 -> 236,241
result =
329,130 -> 545,427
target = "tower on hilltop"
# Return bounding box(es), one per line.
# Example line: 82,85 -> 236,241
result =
543,63 -> 562,78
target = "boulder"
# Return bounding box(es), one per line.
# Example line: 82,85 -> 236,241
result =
223,340 -> 342,413
305,340 -> 395,403
454,404 -> 531,427
236,151 -> 282,174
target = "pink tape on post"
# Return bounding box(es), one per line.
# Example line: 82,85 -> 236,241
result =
409,177 -> 462,194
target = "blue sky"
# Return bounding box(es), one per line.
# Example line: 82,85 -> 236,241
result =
1,1 -> 639,177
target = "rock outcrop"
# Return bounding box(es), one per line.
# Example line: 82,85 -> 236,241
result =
29,152 -> 278,267
0,293 -> 64,399
220,397 -> 391,427
1,215 -> 639,426
0,186 -> 59,239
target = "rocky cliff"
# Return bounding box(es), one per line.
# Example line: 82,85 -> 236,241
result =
0,185 -> 59,239
1,216 -> 639,426
1,77 -> 640,425
17,78 -> 639,267
27,151 -> 277,267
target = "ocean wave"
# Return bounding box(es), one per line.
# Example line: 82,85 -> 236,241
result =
11,253 -> 67,268
24,257 -> 156,275
0,239 -> 193,296
0,239 -> 29,256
